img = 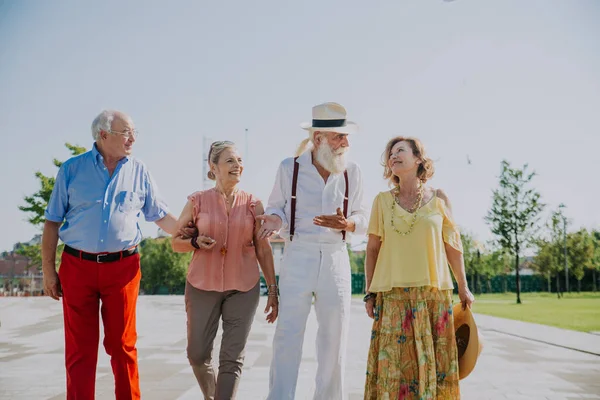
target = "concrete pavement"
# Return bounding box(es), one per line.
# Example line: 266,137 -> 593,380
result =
1,296 -> 599,399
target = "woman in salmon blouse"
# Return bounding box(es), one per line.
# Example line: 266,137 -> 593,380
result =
363,136 -> 474,400
172,141 -> 278,400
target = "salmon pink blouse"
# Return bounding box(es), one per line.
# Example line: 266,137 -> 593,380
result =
186,188 -> 260,292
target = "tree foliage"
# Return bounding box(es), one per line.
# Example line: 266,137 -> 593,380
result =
485,160 -> 544,304
17,143 -> 87,271
19,143 -> 87,227
139,238 -> 191,294
567,229 -> 594,292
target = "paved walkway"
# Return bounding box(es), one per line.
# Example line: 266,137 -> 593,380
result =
1,296 -> 599,399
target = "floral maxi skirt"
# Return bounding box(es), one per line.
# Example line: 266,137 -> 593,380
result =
364,286 -> 460,400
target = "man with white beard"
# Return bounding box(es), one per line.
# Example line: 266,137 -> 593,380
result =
256,102 -> 368,399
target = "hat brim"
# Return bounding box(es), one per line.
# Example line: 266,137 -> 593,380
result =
453,303 -> 483,380
299,120 -> 358,134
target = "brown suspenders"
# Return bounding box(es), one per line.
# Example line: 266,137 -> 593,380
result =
289,157 -> 349,241
290,157 -> 300,241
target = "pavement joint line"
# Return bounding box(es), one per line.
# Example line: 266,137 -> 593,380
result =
481,328 -> 600,357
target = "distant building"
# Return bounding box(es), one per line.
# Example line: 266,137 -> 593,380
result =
156,228 -> 170,238
0,252 -> 41,296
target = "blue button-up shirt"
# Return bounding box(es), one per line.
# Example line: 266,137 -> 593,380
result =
45,144 -> 169,253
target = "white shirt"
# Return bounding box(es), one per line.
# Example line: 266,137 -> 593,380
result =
265,150 -> 368,244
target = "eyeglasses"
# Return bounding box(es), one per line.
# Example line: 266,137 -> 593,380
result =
110,129 -> 139,139
210,140 -> 234,148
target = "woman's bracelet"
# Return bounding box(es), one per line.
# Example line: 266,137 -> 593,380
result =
363,292 -> 376,302
267,284 -> 279,297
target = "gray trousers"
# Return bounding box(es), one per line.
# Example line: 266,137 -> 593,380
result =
185,280 -> 260,400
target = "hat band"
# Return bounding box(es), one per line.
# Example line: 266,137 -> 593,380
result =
312,119 -> 345,128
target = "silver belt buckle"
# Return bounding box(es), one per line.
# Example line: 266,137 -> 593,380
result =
96,254 -> 105,263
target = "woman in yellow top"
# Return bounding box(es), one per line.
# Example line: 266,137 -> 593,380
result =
363,136 -> 474,400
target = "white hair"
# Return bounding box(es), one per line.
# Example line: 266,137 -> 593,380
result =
294,130 -> 327,157
91,110 -> 116,141
91,110 -> 133,141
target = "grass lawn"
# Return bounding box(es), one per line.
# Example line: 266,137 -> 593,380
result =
459,292 -> 600,333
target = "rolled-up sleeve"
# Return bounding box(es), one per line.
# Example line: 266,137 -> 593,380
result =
347,164 -> 368,235
265,161 -> 289,230
45,165 -> 69,223
142,169 -> 169,222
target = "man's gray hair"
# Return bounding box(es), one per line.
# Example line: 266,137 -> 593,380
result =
91,110 -> 116,141
91,110 -> 132,141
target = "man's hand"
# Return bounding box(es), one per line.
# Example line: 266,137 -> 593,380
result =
43,269 -> 62,301
255,214 -> 282,240
178,221 -> 198,240
313,207 -> 354,231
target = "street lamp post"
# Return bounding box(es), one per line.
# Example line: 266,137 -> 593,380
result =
245,128 -> 249,163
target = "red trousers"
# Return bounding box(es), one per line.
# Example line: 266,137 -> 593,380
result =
58,251 -> 142,400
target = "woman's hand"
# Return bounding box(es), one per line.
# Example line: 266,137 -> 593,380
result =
194,234 -> 216,250
365,299 -> 376,319
364,294 -> 376,319
264,295 -> 279,323
458,284 -> 475,310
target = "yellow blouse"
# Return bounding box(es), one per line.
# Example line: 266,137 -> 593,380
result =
367,190 -> 463,292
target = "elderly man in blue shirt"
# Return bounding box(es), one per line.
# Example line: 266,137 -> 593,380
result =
42,110 -> 181,400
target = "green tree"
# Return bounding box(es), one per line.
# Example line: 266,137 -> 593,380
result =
19,143 -> 87,227
485,160 -> 545,304
17,143 -> 87,271
591,230 -> 600,292
139,238 -> 191,294
567,229 -> 594,292
480,247 -> 510,293
460,232 -> 484,293
348,249 -> 365,274
532,239 -> 561,293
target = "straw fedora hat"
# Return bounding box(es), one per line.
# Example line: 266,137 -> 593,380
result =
299,102 -> 359,134
453,303 -> 483,380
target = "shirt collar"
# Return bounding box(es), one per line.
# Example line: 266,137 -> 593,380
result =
297,149 -> 313,166
92,143 -> 130,166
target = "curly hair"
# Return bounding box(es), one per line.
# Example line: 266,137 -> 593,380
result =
382,136 -> 434,186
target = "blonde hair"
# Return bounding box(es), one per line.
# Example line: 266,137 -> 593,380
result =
207,140 -> 236,180
382,136 -> 434,186
294,131 -> 326,157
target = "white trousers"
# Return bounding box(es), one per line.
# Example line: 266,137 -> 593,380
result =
267,240 -> 351,400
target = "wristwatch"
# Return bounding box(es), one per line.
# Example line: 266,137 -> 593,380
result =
190,235 -> 200,249
363,292 -> 376,302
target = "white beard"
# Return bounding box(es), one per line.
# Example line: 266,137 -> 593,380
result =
316,142 -> 348,174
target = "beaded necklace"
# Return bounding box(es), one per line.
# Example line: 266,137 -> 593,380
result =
390,182 -> 424,236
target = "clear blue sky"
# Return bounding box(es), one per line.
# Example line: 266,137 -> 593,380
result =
1,0 -> 599,253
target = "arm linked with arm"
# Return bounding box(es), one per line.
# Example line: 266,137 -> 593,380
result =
253,202 -> 277,286
171,200 -> 197,253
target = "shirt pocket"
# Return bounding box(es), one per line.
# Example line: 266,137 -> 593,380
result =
117,191 -> 144,213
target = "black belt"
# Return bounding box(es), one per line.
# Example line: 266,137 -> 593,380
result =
64,245 -> 139,263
